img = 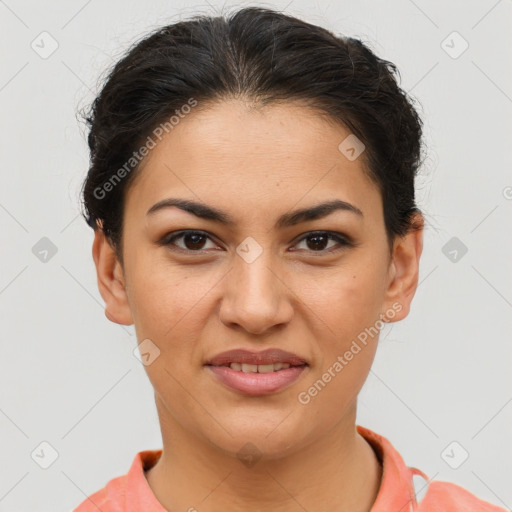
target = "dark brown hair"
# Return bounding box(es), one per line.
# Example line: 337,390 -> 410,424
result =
80,6 -> 425,259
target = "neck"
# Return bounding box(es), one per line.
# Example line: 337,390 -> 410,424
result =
145,396 -> 382,512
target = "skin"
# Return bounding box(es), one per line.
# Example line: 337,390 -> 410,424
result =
92,99 -> 423,512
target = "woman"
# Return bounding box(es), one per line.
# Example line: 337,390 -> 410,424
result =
74,6 -> 506,512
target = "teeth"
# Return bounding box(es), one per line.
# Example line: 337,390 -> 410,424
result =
241,363 -> 258,373
232,362 -> 292,372
257,364 -> 275,373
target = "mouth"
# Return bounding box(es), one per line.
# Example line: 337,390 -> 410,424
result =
206,362 -> 307,373
204,348 -> 308,369
204,348 -> 309,395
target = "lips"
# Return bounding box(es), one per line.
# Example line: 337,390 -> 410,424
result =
205,348 -> 308,367
205,348 -> 309,396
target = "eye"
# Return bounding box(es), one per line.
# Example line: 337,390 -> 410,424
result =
293,231 -> 352,254
160,230 -> 352,255
160,230 -> 219,252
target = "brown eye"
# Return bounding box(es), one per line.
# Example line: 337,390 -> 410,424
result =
305,234 -> 329,251
162,231 -> 217,252
160,230 -> 352,255
294,231 -> 351,253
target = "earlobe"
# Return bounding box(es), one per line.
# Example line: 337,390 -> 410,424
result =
382,216 -> 424,323
92,228 -> 134,326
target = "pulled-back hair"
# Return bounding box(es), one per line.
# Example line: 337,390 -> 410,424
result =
80,6 -> 425,257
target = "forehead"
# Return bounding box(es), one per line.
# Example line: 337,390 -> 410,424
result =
124,100 -> 382,225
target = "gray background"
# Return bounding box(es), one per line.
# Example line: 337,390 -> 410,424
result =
1,0 -> 511,511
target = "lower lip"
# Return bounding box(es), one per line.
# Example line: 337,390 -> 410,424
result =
206,365 -> 307,396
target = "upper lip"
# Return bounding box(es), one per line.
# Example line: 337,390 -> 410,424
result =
206,348 -> 308,367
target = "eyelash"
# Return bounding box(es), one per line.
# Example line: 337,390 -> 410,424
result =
159,230 -> 353,255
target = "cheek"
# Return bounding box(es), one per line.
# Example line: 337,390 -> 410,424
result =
125,245 -> 198,333
300,263 -> 384,338
126,259 -> 224,372
295,272 -> 382,421
127,267 -> 206,401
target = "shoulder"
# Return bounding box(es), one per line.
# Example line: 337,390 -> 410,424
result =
418,479 -> 508,512
72,449 -> 163,512
356,425 -> 507,512
72,473 -> 127,512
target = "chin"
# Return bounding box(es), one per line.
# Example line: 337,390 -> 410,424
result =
198,415 -> 314,462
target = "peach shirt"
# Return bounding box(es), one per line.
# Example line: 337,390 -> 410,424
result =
73,425 -> 507,512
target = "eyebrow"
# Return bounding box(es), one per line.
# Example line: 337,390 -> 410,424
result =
146,198 -> 363,228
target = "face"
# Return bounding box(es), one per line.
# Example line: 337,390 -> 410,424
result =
93,100 -> 423,460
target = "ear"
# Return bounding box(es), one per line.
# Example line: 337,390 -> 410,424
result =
92,228 -> 134,326
381,213 -> 424,323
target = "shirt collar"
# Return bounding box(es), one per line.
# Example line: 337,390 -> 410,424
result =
122,425 -> 421,511
125,448 -> 166,510
357,425 -> 423,512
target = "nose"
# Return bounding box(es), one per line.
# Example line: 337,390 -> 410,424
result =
219,249 -> 294,336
